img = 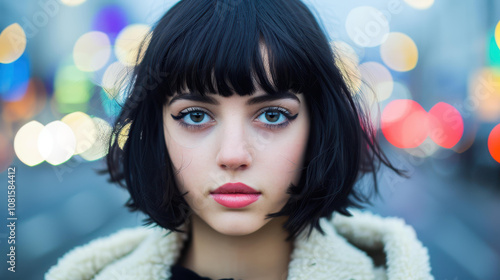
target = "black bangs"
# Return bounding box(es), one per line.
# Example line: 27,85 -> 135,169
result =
137,0 -> 328,102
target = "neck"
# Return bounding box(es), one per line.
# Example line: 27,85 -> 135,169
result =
178,214 -> 294,280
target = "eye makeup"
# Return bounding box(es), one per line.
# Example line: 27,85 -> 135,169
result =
170,106 -> 299,131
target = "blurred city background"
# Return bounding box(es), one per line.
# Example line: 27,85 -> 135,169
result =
1,0 -> 500,279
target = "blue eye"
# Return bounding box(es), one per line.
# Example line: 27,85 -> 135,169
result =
256,107 -> 297,129
171,107 -> 213,130
171,106 -> 298,131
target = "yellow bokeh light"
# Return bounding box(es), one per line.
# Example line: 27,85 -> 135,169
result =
102,61 -> 130,99
495,21 -> 500,50
115,24 -> 151,67
61,0 -> 87,6
118,123 -> 131,150
73,31 -> 111,72
404,0 -> 434,10
359,61 -> 394,103
331,41 -> 362,93
380,32 -> 419,72
38,121 -> 76,165
468,67 -> 500,121
13,121 -> 45,166
61,112 -> 97,155
0,23 -> 27,64
80,117 -> 112,161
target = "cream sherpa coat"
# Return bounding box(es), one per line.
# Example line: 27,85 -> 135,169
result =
45,210 -> 433,280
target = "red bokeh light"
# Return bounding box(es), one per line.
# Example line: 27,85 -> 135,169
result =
428,102 -> 464,149
381,99 -> 428,148
488,124 -> 500,163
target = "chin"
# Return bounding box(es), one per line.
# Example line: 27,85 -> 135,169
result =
208,215 -> 269,236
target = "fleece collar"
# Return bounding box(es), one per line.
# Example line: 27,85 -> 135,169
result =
45,210 -> 433,280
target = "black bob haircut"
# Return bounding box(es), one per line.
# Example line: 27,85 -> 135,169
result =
103,0 -> 405,241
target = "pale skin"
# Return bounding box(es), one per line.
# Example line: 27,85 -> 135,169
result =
163,88 -> 310,279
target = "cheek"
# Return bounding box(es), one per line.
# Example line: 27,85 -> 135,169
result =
265,142 -> 305,187
164,138 -> 216,213
260,130 -> 309,200
164,130 -> 191,191
164,133 -> 213,194
266,122 -> 309,180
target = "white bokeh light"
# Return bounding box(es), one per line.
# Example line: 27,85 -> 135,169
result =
80,117 -> 112,161
404,0 -> 434,10
101,61 -> 130,99
345,6 -> 390,47
73,31 -> 111,72
14,121 -> 45,166
38,121 -> 76,165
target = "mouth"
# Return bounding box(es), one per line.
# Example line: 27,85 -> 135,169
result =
210,182 -> 261,208
211,182 -> 261,194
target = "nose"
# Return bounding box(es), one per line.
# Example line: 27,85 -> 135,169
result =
215,121 -> 253,171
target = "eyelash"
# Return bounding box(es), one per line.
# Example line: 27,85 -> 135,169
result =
170,106 -> 298,131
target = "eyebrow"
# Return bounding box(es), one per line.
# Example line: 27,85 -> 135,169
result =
167,91 -> 300,106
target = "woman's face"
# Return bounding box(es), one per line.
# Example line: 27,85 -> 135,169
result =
163,88 -> 310,236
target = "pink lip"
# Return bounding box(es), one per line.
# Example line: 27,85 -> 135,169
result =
210,182 -> 261,208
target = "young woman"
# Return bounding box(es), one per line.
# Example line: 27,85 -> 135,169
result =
46,0 -> 433,279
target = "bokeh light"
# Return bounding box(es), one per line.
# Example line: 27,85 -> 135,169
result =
60,0 -> 87,7
428,102 -> 464,149
345,6 -> 389,48
79,117 -> 112,161
118,122 -> 131,150
13,121 -> 45,166
54,63 -> 92,113
38,121 -> 76,165
359,61 -> 394,103
496,21 -> 500,50
101,61 -> 129,99
370,82 -> 414,130
331,41 -> 362,93
488,29 -> 500,67
0,23 -> 26,64
488,124 -> 500,163
404,0 -> 435,10
380,32 -> 419,72
468,67 -> 500,121
73,31 -> 111,72
2,78 -> 47,123
92,5 -> 129,44
100,89 -> 123,117
381,99 -> 428,148
61,112 -> 97,155
114,24 -> 150,66
0,52 -> 30,101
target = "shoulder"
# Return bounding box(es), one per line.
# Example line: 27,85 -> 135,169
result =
44,227 -> 157,280
332,209 -> 421,246
332,209 -> 433,279
288,209 -> 433,280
